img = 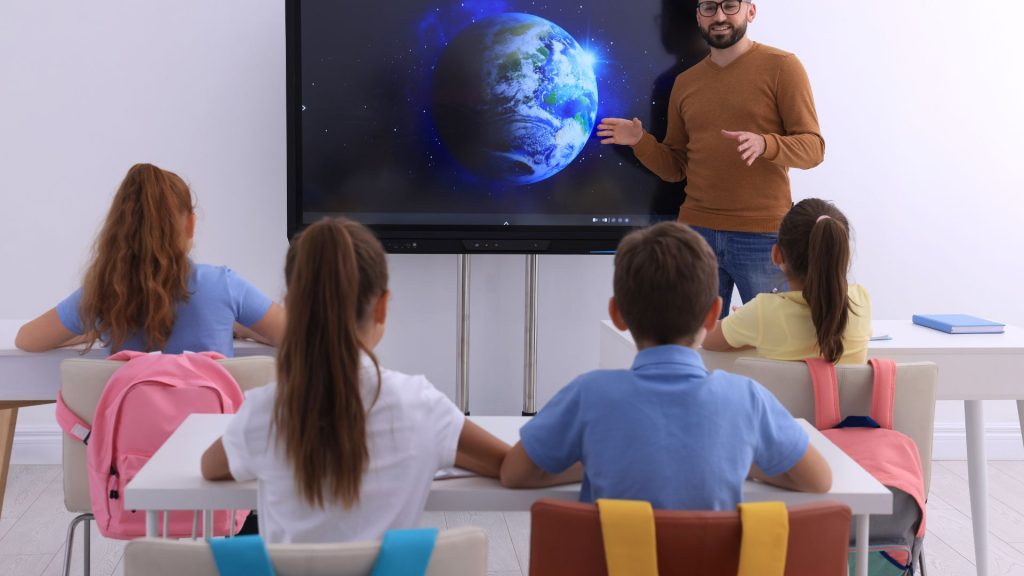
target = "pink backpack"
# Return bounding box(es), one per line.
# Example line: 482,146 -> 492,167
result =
56,351 -> 248,539
806,358 -> 927,574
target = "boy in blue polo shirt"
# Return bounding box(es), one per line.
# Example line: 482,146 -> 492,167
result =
500,222 -> 831,510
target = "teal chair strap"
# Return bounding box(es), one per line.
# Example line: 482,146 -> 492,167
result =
210,535 -> 276,576
370,528 -> 438,576
208,528 -> 437,576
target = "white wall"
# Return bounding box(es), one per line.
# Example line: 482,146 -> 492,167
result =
2,1 -> 1022,461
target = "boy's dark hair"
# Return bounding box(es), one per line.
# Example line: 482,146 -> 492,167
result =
777,198 -> 853,363
614,222 -> 719,345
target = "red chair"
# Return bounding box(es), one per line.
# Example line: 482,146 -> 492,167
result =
529,499 -> 851,576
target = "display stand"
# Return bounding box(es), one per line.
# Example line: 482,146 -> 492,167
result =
455,253 -> 540,417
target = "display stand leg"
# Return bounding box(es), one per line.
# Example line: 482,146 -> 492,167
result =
523,254 -> 539,416
456,254 -> 471,415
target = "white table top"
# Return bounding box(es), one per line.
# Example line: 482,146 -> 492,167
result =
600,319 -> 1024,400
124,414 -> 891,514
0,319 -> 273,357
0,319 -> 273,400
868,319 -> 1024,354
601,318 -> 1024,355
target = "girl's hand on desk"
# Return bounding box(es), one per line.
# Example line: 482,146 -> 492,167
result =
500,442 -> 583,489
15,308 -> 79,352
201,438 -> 235,481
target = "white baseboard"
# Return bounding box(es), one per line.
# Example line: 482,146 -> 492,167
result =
10,422 -> 1024,465
932,422 -> 1024,460
11,425 -> 63,465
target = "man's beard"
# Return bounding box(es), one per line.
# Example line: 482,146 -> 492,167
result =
699,20 -> 747,49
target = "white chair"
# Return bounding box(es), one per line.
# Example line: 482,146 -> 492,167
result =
699,348 -> 759,374
732,358 -> 937,575
58,355 -> 276,576
731,358 -> 937,493
122,526 -> 488,576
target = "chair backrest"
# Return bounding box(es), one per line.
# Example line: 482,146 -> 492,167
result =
731,358 -> 938,495
59,355 -> 276,513
529,500 -> 850,576
123,526 -> 487,576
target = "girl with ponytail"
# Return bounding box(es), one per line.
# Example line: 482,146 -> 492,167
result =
703,198 -> 871,364
16,163 -> 283,354
201,218 -> 509,543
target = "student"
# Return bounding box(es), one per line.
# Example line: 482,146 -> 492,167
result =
200,218 -> 509,543
501,222 -> 831,510
15,163 -> 284,355
703,198 -> 871,364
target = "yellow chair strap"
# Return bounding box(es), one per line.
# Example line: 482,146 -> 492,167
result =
596,499 -> 660,576
737,501 -> 789,576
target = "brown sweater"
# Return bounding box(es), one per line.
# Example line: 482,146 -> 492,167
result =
633,43 -> 824,233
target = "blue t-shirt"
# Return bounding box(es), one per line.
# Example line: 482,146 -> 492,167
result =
56,263 -> 272,357
520,345 -> 808,511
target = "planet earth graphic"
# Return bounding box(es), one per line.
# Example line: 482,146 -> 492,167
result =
430,13 -> 598,186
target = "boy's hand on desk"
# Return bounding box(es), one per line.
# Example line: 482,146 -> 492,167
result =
748,444 -> 832,494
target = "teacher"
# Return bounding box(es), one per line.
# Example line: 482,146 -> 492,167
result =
597,0 -> 824,316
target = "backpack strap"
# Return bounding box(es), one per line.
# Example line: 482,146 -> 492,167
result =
596,499 -> 659,576
868,358 -> 897,430
55,391 -> 91,444
804,358 -> 841,430
209,535 -> 276,576
370,528 -> 438,576
737,501 -> 789,576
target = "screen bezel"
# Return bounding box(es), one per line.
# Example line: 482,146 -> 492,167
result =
284,0 -> 684,254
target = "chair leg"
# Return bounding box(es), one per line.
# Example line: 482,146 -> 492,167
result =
61,513 -> 94,576
916,543 -> 927,576
84,516 -> 91,576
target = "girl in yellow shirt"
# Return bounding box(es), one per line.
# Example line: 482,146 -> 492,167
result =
703,198 -> 870,364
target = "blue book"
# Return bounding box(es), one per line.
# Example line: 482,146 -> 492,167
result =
912,314 -> 1005,334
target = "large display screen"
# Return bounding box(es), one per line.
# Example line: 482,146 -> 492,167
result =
286,0 -> 706,252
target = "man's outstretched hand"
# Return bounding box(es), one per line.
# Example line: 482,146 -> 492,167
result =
597,117 -> 644,146
721,130 -> 766,166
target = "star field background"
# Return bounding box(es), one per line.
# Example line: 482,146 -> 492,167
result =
298,0 -> 706,226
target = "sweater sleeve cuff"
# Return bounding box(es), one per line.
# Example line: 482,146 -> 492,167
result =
762,133 -> 780,162
631,131 -> 658,159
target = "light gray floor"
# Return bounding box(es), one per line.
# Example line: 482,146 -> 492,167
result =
1,462 -> 1023,576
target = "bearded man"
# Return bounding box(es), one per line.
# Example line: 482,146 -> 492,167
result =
597,1 -> 825,315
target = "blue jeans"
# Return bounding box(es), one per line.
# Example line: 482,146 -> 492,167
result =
691,226 -> 787,318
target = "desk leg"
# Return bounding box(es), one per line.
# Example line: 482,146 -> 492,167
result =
145,511 -> 158,538
854,514 -> 869,576
0,406 -> 19,518
966,400 -> 990,576
1017,400 -> 1024,450
0,400 -> 55,519
203,510 -> 213,541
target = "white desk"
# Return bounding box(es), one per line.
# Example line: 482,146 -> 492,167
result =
0,319 -> 273,516
601,318 -> 1024,576
125,414 -> 889,576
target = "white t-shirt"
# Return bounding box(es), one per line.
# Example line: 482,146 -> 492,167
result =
221,355 -> 465,544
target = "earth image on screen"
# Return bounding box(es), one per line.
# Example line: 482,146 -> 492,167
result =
430,13 -> 599,186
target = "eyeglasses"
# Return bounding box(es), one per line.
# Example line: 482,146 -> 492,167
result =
697,0 -> 748,17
